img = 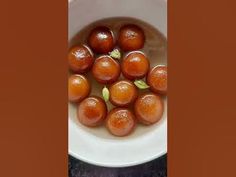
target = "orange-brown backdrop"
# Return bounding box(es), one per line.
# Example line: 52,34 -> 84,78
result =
1,0 -> 236,177
0,0 -> 67,177
168,0 -> 236,177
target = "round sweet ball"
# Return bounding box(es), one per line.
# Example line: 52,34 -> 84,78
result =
92,55 -> 121,84
109,80 -> 138,107
68,45 -> 94,74
147,65 -> 167,94
77,96 -> 107,127
68,74 -> 90,103
134,93 -> 164,125
121,51 -> 149,80
118,24 -> 145,51
106,108 -> 136,137
88,26 -> 115,54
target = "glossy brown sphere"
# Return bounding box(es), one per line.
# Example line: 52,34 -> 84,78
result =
147,65 -> 167,94
109,80 -> 138,107
77,96 -> 107,127
106,108 -> 136,136
68,74 -> 90,103
134,93 -> 163,125
118,24 -> 145,51
68,45 -> 94,73
92,55 -> 121,84
88,26 -> 115,54
121,51 -> 149,80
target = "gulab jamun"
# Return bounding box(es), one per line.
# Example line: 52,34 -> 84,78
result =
118,24 -> 145,51
68,74 -> 90,103
147,65 -> 167,94
68,45 -> 94,73
134,93 -> 163,125
109,80 -> 138,107
88,26 -> 115,54
92,55 -> 120,84
121,51 -> 149,80
77,96 -> 107,127
106,108 -> 136,136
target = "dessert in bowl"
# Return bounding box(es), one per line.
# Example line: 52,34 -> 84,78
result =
69,0 -> 167,167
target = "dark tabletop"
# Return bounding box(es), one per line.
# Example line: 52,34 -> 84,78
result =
69,154 -> 167,177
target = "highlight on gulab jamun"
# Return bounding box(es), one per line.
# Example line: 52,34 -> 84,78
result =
109,80 -> 138,107
134,93 -> 163,125
118,24 -> 145,51
88,26 -> 115,54
68,45 -> 94,74
121,51 -> 150,80
92,55 -> 121,84
106,108 -> 136,137
77,96 -> 107,127
68,74 -> 90,103
147,65 -> 167,94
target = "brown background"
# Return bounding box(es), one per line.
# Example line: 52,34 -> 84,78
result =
0,0 -> 68,177
1,0 -> 236,177
168,0 -> 236,177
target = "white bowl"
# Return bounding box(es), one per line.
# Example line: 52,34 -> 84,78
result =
69,0 -> 167,167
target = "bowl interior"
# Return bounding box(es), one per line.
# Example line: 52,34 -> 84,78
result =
69,17 -> 167,140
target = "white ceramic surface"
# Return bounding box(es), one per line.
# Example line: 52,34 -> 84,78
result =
69,0 -> 167,167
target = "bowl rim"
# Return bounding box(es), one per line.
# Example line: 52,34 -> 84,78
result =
69,149 -> 167,167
